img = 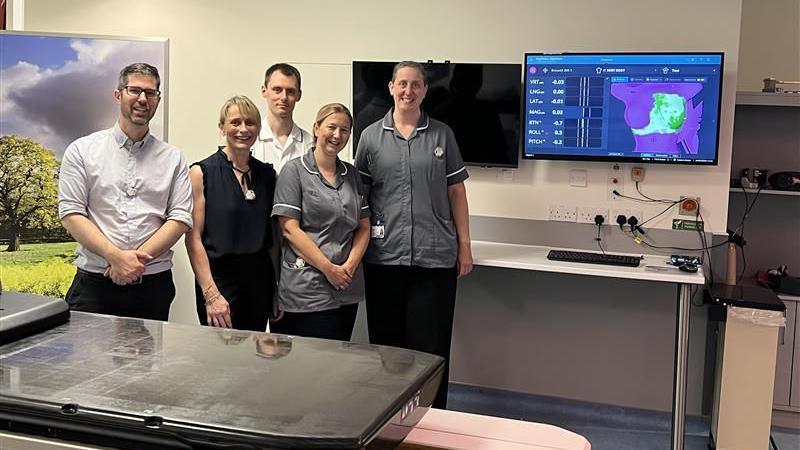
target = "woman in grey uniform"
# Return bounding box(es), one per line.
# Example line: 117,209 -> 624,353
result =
354,61 -> 473,409
271,103 -> 370,340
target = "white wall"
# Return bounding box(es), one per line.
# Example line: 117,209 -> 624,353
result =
22,0 -> 743,325
737,0 -> 800,91
24,0 -> 741,233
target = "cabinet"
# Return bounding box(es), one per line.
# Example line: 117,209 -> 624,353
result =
773,294 -> 800,412
774,295 -> 800,411
728,92 -> 799,280
729,92 -> 800,417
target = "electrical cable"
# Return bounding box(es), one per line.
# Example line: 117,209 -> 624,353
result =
612,189 -> 662,203
594,215 -> 606,255
697,208 -> 713,284
729,185 -> 762,238
636,239 -> 730,252
621,183 -> 760,252
730,185 -> 762,282
690,285 -> 704,307
611,181 -> 766,287
739,248 -> 748,283
739,187 -> 748,282
635,181 -> 676,203
596,233 -> 606,255
639,199 -> 682,227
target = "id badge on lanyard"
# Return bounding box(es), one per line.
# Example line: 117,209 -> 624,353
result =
371,219 -> 385,239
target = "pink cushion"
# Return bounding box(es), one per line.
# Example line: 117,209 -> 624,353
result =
399,408 -> 591,450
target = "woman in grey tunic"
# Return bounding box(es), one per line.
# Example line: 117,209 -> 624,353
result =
271,103 -> 370,340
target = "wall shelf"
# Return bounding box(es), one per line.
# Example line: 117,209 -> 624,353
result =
779,293 -> 800,302
736,91 -> 800,107
729,188 -> 800,197
730,95 -> 800,417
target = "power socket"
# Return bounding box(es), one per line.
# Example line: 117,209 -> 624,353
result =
497,168 -> 514,181
612,208 -> 644,224
548,205 -> 577,222
578,207 -> 609,224
679,196 -> 701,217
631,166 -> 645,182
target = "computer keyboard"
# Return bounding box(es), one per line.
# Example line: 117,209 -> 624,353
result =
547,250 -> 642,267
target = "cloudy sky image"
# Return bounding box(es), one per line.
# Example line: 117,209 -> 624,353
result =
0,33 -> 166,159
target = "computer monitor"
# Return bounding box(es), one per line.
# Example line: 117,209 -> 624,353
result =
522,52 -> 724,165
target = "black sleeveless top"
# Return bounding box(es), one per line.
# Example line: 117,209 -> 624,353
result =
193,148 -> 276,259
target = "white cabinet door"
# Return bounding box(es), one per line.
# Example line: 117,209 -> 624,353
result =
791,301 -> 800,408
774,299 -> 796,407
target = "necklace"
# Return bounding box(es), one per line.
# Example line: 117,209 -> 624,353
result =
231,164 -> 255,201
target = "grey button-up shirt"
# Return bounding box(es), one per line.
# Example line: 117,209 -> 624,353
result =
58,123 -> 193,274
271,150 -> 370,312
355,110 -> 468,268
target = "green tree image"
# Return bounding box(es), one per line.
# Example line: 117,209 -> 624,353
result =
0,135 -> 60,252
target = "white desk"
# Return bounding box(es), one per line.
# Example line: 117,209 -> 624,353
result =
472,240 -> 705,450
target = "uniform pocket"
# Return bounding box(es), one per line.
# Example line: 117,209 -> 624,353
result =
433,214 -> 457,254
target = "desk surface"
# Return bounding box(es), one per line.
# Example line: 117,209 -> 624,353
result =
472,240 -> 706,285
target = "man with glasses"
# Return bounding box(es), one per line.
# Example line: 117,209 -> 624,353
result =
251,63 -> 313,173
58,63 -> 193,321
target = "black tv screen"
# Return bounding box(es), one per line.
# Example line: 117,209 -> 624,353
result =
352,61 -> 521,168
522,52 -> 724,165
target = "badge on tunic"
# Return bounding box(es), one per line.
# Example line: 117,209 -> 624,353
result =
434,146 -> 444,158
125,186 -> 138,197
244,189 -> 256,201
371,219 -> 385,239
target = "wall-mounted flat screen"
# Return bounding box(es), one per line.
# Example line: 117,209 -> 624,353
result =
353,61 -> 521,168
522,52 -> 724,165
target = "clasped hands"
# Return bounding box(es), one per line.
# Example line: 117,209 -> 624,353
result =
323,260 -> 357,291
104,249 -> 153,285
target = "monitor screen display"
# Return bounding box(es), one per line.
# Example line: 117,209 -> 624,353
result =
522,52 -> 724,165
353,61 -> 521,167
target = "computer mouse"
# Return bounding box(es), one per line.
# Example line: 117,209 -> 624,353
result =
679,263 -> 698,273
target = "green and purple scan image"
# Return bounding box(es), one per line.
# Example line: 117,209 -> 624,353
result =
610,83 -> 703,155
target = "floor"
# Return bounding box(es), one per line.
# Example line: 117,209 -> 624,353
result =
447,383 -> 800,450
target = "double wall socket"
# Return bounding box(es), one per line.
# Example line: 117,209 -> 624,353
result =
548,205 -> 577,222
612,208 -> 644,223
577,207 -> 609,224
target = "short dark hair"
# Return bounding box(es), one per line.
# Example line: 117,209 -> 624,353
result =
118,63 -> 161,90
264,63 -> 302,92
392,61 -> 427,86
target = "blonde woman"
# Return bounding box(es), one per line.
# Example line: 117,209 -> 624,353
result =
186,96 -> 277,331
271,103 -> 370,340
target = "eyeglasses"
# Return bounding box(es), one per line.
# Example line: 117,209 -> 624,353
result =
123,86 -> 161,99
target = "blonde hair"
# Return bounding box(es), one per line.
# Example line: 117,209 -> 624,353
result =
218,95 -> 261,131
313,103 -> 353,133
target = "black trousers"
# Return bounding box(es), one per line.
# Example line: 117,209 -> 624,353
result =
195,253 -> 274,332
364,264 -> 457,409
65,268 -> 175,321
271,303 -> 359,341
